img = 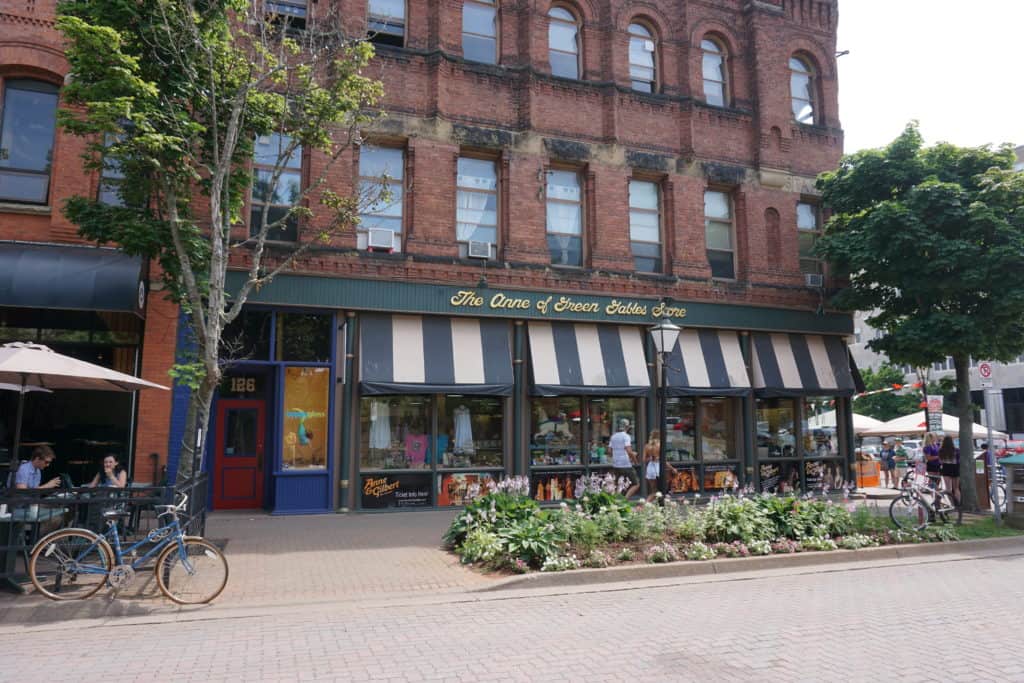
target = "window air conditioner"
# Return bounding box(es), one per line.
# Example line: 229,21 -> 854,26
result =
367,229 -> 395,251
804,273 -> 824,288
467,240 -> 492,259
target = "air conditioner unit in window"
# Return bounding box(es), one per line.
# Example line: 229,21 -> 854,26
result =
804,273 -> 824,288
367,229 -> 395,251
467,240 -> 492,259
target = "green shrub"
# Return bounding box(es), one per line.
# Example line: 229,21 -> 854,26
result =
443,492 -> 540,549
748,539 -> 772,556
918,525 -> 959,543
594,509 -> 631,543
800,536 -> 838,551
850,505 -> 891,534
616,547 -> 636,562
540,554 -> 581,572
838,533 -> 879,550
670,513 -> 706,543
790,500 -> 853,540
584,549 -> 611,568
703,496 -> 775,543
495,516 -> 565,568
457,529 -> 502,565
754,495 -> 799,539
646,542 -> 679,563
683,542 -> 717,561
576,491 -> 631,517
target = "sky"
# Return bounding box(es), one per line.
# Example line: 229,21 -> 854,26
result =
837,1 -> 1023,154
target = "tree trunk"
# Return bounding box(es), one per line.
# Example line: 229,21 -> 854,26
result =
954,354 -> 978,512
174,372 -> 219,485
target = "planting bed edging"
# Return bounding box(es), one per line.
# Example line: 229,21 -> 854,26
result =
473,535 -> 1024,592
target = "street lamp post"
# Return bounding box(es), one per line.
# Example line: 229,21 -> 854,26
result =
648,318 -> 682,497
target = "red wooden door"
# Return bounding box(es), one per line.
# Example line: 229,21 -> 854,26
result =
213,399 -> 265,509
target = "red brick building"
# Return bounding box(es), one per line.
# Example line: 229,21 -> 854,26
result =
1,0 -> 857,513
0,1 -> 174,486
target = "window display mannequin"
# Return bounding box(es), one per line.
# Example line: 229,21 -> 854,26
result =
369,400 -> 391,450
453,404 -> 474,453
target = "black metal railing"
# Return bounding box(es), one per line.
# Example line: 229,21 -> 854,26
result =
0,473 -> 208,591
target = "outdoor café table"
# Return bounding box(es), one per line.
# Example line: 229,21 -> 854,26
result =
0,501 -> 71,594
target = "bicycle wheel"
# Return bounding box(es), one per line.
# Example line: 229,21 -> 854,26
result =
155,537 -> 228,605
29,529 -> 113,601
889,495 -> 930,531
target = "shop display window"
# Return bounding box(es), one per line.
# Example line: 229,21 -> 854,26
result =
757,398 -> 796,459
437,396 -> 503,469
665,398 -> 696,462
701,398 -> 735,460
221,310 -> 272,361
804,459 -> 844,492
703,462 -> 739,491
282,367 -> 329,469
530,397 -> 582,466
802,397 -> 839,458
587,397 -> 636,466
437,472 -> 498,507
759,460 -> 801,494
530,469 -> 583,502
668,464 -> 699,494
276,312 -> 332,363
360,396 -> 433,470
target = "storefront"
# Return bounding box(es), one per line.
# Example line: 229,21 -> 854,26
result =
186,273 -> 859,513
0,243 -> 147,484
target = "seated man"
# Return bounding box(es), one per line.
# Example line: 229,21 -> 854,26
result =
14,446 -> 61,490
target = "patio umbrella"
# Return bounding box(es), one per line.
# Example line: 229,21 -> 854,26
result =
806,409 -> 885,433
859,410 -> 1007,439
0,342 -> 168,472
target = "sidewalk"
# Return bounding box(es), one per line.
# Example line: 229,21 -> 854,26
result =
0,509 -> 495,626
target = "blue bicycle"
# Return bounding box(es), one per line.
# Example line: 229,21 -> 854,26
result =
28,495 -> 228,604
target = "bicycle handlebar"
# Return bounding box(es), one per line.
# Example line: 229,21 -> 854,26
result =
156,494 -> 189,515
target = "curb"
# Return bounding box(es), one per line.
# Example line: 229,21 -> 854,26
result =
472,535 -> 1024,592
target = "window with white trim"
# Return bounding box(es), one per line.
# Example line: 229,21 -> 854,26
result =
629,179 -> 661,273
456,157 -> 498,259
701,37 -> 727,107
251,133 -> 302,242
463,0 -> 498,64
546,169 -> 582,267
704,190 -> 734,279
628,22 -> 656,93
0,79 -> 59,204
797,202 -> 822,274
358,146 -> 404,252
790,56 -> 815,124
548,7 -> 580,79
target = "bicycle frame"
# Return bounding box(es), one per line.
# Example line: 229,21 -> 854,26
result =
63,514 -> 186,577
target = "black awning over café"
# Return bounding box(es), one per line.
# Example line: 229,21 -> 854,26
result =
0,242 -> 146,317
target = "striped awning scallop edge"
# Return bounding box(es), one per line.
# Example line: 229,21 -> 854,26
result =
528,322 -> 650,396
750,332 -> 856,397
664,329 -> 751,397
359,314 -> 513,395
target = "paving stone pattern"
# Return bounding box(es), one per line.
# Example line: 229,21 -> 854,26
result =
8,552 -> 1024,682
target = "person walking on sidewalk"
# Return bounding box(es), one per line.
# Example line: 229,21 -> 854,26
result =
879,440 -> 897,489
643,430 -> 676,502
923,432 -> 941,477
610,419 -> 640,498
938,435 -> 960,506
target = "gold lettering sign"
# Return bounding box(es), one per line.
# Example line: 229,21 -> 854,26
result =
363,476 -> 401,498
448,289 -> 687,321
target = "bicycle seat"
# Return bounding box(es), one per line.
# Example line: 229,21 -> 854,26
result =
103,509 -> 132,519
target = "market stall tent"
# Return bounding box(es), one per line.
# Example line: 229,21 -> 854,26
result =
859,411 -> 1006,439
806,409 -> 884,433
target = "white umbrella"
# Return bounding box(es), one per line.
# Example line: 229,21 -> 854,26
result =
0,383 -> 51,395
806,409 -> 885,433
0,342 -> 167,469
859,410 -> 1007,439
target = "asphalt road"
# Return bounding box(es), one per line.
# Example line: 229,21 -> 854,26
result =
9,551 -> 1023,682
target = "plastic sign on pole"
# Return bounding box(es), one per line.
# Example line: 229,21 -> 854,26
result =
926,395 -> 943,432
978,361 -> 994,388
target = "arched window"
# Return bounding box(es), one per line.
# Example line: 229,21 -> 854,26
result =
463,0 -> 498,64
789,55 -> 815,124
628,22 -> 656,93
701,37 -> 727,107
548,6 -> 580,79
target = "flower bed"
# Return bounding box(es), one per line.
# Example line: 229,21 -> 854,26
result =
443,475 -> 963,574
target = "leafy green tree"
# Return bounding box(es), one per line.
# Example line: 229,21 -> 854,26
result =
853,364 -> 921,422
817,123 -> 1024,511
56,0 -> 384,480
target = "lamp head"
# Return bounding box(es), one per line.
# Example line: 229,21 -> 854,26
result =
649,318 -> 682,355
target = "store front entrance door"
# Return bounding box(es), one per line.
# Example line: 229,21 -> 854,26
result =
213,399 -> 265,509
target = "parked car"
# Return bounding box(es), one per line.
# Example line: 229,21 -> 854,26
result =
999,440 -> 1024,458
899,439 -> 922,462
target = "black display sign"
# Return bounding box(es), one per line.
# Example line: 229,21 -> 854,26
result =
804,460 -> 844,492
759,461 -> 800,494
360,473 -> 432,509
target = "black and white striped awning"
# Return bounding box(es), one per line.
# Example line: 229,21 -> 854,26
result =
528,322 -> 650,396
663,330 -> 751,396
359,314 -> 513,395
750,332 -> 856,397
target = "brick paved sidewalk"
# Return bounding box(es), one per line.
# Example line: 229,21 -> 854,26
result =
0,509 -> 497,625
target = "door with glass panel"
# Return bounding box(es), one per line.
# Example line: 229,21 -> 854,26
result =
213,399 -> 266,509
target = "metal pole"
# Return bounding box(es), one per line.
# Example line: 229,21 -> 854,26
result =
658,355 -> 668,497
9,377 -> 25,474
985,388 -> 1001,525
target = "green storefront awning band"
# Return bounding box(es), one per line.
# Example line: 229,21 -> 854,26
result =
0,242 -> 146,316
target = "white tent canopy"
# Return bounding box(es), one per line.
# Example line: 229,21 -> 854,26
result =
807,410 -> 885,433
859,410 -> 1006,439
